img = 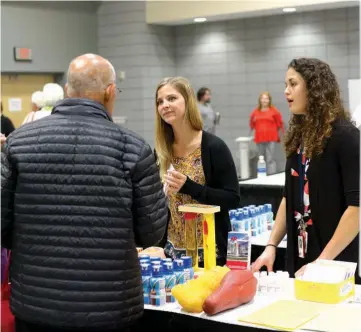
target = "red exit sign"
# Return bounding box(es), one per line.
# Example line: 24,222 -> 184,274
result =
14,47 -> 32,61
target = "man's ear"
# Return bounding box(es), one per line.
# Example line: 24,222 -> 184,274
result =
104,84 -> 115,102
64,83 -> 68,98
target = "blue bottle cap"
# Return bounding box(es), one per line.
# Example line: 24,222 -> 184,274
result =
163,262 -> 174,275
162,258 -> 172,264
139,254 -> 150,261
140,263 -> 152,276
173,259 -> 184,271
151,260 -> 161,266
181,256 -> 192,268
152,264 -> 163,277
150,256 -> 161,262
139,259 -> 150,265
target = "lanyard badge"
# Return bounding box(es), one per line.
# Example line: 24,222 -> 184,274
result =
297,145 -> 308,258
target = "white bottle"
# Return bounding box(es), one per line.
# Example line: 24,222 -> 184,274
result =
257,156 -> 267,178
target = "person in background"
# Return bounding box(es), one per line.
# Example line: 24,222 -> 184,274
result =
249,92 -> 284,175
1,101 -> 15,137
253,58 -> 360,284
197,87 -> 218,134
155,77 -> 240,266
1,101 -> 15,146
1,53 -> 168,331
22,91 -> 45,124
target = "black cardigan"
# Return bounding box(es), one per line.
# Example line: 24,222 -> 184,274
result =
178,131 -> 241,261
284,118 -> 360,282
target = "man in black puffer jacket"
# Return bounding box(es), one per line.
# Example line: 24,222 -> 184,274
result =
1,54 -> 168,332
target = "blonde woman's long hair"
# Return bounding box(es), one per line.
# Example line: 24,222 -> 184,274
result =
155,77 -> 203,178
257,91 -> 273,110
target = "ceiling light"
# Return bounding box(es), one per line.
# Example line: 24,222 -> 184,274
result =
194,17 -> 207,23
283,7 -> 296,13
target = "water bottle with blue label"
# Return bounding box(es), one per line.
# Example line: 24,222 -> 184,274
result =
141,263 -> 152,305
257,155 -> 267,177
163,262 -> 176,303
230,210 -> 237,231
150,264 -> 166,306
255,206 -> 261,232
265,204 -> 273,231
173,259 -> 186,285
237,210 -> 244,231
258,206 -> 265,233
243,209 -> 250,232
249,208 -> 258,237
181,256 -> 194,281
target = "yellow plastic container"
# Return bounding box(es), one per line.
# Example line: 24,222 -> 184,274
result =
179,204 -> 220,272
294,276 -> 355,304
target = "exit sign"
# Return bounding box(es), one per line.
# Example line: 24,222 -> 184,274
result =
14,47 -> 32,61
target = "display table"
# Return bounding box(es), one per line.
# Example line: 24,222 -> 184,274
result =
239,172 -> 285,218
137,279 -> 361,332
250,231 -> 287,272
240,172 -> 285,187
251,231 -> 286,249
239,173 -> 286,271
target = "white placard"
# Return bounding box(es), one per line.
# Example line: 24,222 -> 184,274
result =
8,98 -> 22,112
112,116 -> 127,125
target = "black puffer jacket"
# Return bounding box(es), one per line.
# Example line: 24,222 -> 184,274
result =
1,99 -> 168,330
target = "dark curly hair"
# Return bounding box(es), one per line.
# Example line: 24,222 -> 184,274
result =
284,58 -> 351,158
197,87 -> 210,102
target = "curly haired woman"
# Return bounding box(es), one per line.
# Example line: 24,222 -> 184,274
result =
253,58 -> 360,283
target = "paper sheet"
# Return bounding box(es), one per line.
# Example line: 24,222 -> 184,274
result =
238,300 -> 327,331
8,98 -> 22,112
301,305 -> 361,332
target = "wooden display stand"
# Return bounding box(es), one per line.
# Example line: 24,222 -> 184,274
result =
178,204 -> 220,272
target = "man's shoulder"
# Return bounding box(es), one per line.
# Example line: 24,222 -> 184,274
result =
9,115 -> 148,152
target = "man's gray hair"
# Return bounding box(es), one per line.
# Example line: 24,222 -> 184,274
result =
66,56 -> 116,97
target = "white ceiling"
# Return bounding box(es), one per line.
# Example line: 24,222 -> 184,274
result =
147,0 -> 359,26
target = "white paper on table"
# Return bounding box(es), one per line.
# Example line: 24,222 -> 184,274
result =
301,305 -> 361,332
300,260 -> 357,284
8,98 -> 22,112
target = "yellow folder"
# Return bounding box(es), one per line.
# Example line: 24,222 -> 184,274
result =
238,300 -> 327,331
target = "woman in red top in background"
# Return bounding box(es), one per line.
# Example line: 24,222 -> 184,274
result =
250,92 -> 284,175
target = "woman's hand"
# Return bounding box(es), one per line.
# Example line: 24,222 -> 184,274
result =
252,245 -> 276,272
1,133 -> 6,146
295,261 -> 317,278
295,264 -> 308,278
164,170 -> 187,194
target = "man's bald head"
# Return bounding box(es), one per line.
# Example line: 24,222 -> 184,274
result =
66,54 -> 116,98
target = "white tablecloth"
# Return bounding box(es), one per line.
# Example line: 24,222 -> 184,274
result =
251,231 -> 287,249
239,172 -> 285,187
145,279 -> 361,331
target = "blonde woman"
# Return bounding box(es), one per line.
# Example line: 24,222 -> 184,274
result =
155,77 -> 240,265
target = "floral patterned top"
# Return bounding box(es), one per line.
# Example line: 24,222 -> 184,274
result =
168,147 -> 205,249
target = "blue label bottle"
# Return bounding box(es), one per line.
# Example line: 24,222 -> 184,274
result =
173,259 -> 186,285
181,256 -> 194,281
141,263 -> 152,305
150,264 -> 166,306
163,262 -> 176,303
